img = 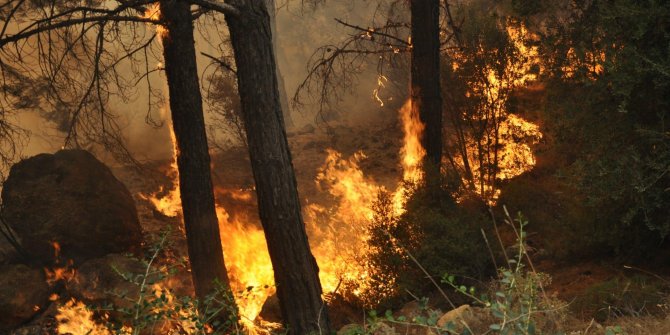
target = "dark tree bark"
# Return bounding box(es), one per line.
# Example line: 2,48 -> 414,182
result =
224,1 -> 330,334
159,0 -> 232,306
410,0 -> 443,167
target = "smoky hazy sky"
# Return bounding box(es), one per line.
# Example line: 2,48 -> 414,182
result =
14,1 -> 399,165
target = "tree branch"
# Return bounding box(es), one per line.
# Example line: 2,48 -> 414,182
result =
0,16 -> 161,47
334,18 -> 410,47
201,51 -> 237,74
188,0 -> 240,16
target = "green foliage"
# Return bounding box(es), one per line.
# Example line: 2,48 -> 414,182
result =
443,212 -> 563,335
350,212 -> 567,335
534,0 -> 670,255
605,325 -> 626,335
103,230 -> 241,334
364,177 -> 491,307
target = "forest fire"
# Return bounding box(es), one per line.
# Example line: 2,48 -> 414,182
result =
448,22 -> 543,202
56,300 -> 114,335
1,0 -> 668,333
54,19 -> 544,335
138,98 -> 427,329
306,99 -> 425,296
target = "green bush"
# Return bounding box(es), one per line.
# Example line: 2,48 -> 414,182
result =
363,177 -> 492,307
350,211 -> 568,335
446,211 -> 566,335
534,0 -> 670,257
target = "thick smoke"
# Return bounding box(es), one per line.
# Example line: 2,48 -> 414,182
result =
9,1 -> 405,167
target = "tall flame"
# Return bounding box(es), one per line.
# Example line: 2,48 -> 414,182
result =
307,99 -> 425,298
215,201 -> 275,326
142,98 -> 427,326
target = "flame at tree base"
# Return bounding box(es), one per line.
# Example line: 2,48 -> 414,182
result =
137,99 -> 425,328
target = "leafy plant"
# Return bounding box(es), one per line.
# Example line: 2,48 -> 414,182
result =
101,230 -> 242,334
442,210 -> 563,335
363,178 -> 491,307
536,0 -> 670,256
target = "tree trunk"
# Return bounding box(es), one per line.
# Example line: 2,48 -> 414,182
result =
224,2 -> 330,334
159,0 -> 232,307
265,0 -> 294,129
410,0 -> 443,167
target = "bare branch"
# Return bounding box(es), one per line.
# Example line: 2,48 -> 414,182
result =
334,18 -> 410,47
188,0 -> 240,16
0,15 -> 160,47
201,51 -> 236,74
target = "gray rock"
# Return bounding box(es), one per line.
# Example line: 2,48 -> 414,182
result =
1,150 -> 143,265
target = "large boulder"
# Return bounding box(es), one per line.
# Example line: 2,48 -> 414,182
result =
1,150 -> 143,265
0,264 -> 50,332
0,226 -> 20,265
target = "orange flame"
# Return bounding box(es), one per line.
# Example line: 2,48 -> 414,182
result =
56,299 -> 117,335
55,287 -> 195,335
308,150 -> 381,294
45,241 -> 76,286
141,3 -> 167,38
307,99 -> 425,298
216,203 -> 275,326
143,98 -> 427,324
140,126 -> 181,217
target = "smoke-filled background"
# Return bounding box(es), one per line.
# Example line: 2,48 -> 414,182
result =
11,0 -> 402,168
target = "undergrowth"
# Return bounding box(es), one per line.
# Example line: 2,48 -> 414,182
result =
344,208 -> 570,335
58,229 -> 245,335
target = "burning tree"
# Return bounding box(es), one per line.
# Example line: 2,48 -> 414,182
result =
0,0 -> 330,333
295,0 -> 452,172
410,0 -> 443,168
157,0 -> 231,311
442,12 -> 543,202
223,1 -> 331,333
296,0 -> 543,203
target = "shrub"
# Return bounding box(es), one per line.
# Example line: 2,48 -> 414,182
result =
84,230 -> 242,335
443,211 -> 566,334
350,211 -> 568,335
364,177 -> 491,307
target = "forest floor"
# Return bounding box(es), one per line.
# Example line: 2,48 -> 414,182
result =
112,117 -> 670,334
